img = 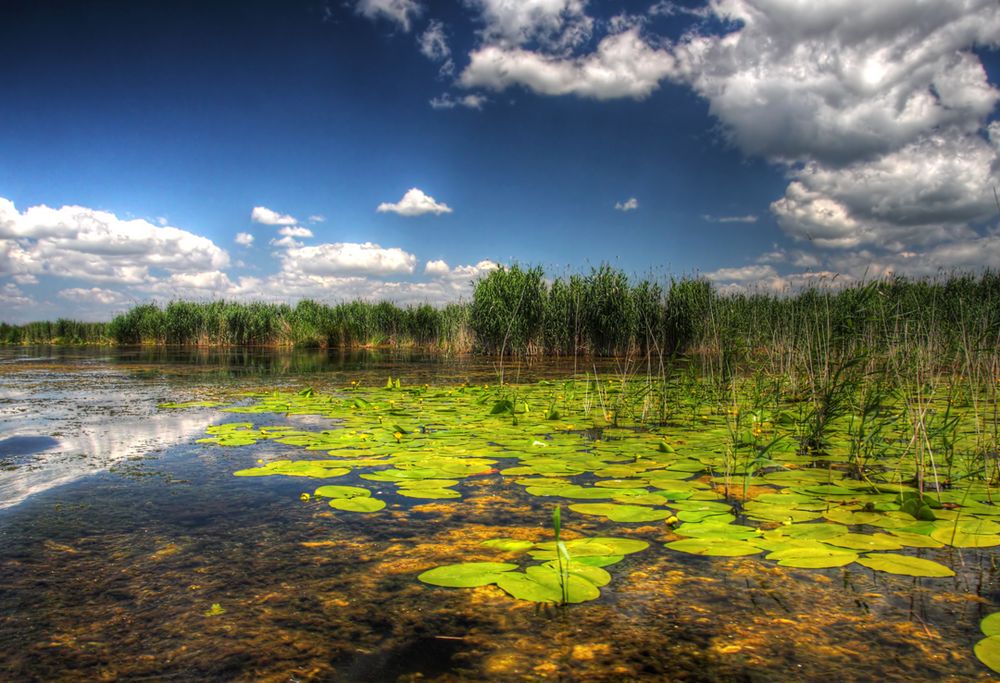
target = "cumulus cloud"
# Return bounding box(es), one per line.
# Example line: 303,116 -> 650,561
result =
460,28 -> 677,100
281,242 -> 417,276
251,206 -> 298,226
771,131 -> 996,249
429,93 -> 488,110
468,0 -> 593,52
308,215 -> 326,223
0,282 -> 34,308
615,197 -> 639,211
424,259 -> 498,280
376,188 -> 453,216
705,264 -> 778,283
0,197 -> 229,285
424,259 -> 451,276
671,0 -> 1000,165
661,0 -> 1000,278
235,232 -> 254,246
278,226 -> 314,238
355,0 -> 422,32
58,287 -> 129,305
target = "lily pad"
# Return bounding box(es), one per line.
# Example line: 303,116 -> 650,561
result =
982,613 -> 1000,636
418,562 -> 518,588
975,636 -> 1000,673
855,553 -> 954,577
569,503 -> 673,523
666,538 -> 764,557
765,544 -> 859,568
495,565 -> 601,604
330,496 -> 386,512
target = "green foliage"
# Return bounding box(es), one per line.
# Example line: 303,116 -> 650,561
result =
470,264 -> 546,354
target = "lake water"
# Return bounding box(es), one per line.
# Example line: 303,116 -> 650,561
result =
0,346 -> 997,681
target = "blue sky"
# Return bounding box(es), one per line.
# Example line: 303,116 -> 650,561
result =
1,0 -> 999,322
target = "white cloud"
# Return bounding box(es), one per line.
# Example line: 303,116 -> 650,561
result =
355,0 -> 422,32
0,283 -> 34,308
250,206 -> 298,226
771,130 -> 996,249
671,0 -> 1000,165
281,242 -> 417,276
424,259 -> 498,280
58,287 -> 128,305
235,232 -> 254,246
278,226 -> 314,238
270,235 -> 304,249
376,188 -> 453,216
468,0 -> 593,53
0,197 -> 229,285
419,19 -> 454,75
615,197 -> 639,211
705,264 -> 778,282
429,93 -> 488,110
459,28 -> 677,100
424,258 -> 451,276
665,0 -> 1000,273
308,214 -> 326,223
701,214 -> 758,223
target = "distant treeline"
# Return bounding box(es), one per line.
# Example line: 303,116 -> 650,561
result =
2,267 -> 999,358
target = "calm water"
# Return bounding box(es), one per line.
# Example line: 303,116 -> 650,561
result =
0,347 -> 997,681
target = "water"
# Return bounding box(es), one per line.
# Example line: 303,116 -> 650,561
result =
0,347 -> 996,681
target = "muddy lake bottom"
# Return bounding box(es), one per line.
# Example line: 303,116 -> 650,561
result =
1,347 -> 998,682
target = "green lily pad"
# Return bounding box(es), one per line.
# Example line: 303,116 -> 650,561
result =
568,503 -> 673,523
854,553 -> 954,577
771,523 -> 849,541
824,533 -> 905,551
666,538 -> 764,557
981,613 -> 1000,636
418,562 -> 518,588
330,496 -> 385,512
495,565 -> 601,604
929,528 -> 1000,548
765,544 -> 859,568
975,636 -> 1000,674
313,485 -> 371,499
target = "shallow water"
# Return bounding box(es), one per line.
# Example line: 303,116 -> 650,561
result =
1,347 -> 998,681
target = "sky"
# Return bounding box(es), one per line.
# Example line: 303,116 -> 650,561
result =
1,0 -> 999,323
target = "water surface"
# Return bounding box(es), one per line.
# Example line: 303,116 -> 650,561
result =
0,347 -> 996,681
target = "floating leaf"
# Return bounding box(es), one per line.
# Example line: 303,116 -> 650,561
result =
975,636 -> 1000,673
824,533 -> 904,551
929,527 -> 1000,548
666,538 -> 764,557
569,503 -> 673,523
313,485 -> 371,499
418,562 -> 517,588
765,544 -> 858,568
495,565 -> 601,603
330,497 -> 385,512
855,553 -> 954,577
981,613 -> 1000,637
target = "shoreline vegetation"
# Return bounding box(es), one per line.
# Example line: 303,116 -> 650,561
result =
1,266 -> 998,361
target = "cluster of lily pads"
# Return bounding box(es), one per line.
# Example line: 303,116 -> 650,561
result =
419,535 -> 648,604
175,378 -> 1000,670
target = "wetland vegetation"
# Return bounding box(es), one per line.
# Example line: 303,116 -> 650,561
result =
3,268 -> 1000,680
